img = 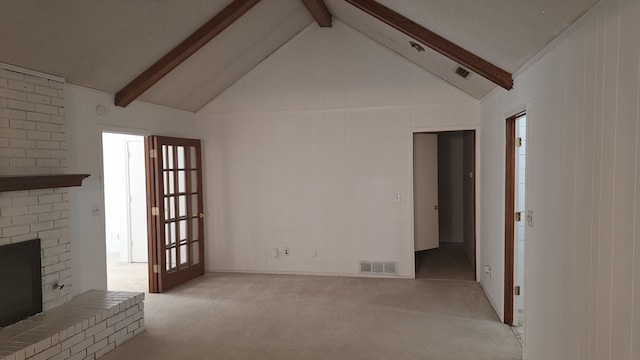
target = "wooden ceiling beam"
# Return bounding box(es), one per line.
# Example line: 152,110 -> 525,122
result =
115,0 -> 262,107
344,0 -> 513,90
300,0 -> 332,27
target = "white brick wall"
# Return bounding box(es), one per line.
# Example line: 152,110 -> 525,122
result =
0,67 -> 71,310
0,66 -> 142,360
0,68 -> 66,176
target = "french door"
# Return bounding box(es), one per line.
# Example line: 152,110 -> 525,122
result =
145,136 -> 205,293
505,113 -> 527,325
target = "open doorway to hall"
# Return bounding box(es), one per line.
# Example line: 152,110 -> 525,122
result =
413,131 -> 476,281
102,132 -> 148,292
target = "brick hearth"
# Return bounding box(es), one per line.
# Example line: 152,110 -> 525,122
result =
0,291 -> 144,360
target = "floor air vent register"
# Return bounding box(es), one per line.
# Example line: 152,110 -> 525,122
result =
359,261 -> 398,275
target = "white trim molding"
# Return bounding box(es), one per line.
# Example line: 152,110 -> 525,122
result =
0,62 -> 65,83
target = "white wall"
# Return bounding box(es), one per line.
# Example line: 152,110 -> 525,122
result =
102,133 -> 129,256
480,0 -> 640,358
196,21 -> 480,278
65,85 -> 196,294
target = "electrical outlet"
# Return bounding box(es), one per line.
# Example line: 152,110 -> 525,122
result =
484,265 -> 492,279
90,205 -> 101,217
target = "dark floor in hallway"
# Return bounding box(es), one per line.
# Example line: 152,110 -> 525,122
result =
415,244 -> 475,280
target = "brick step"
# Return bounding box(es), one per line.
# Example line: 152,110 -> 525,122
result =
0,291 -> 144,360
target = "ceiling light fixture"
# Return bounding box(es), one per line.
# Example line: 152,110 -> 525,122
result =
409,41 -> 425,52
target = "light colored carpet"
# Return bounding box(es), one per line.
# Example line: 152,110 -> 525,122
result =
107,252 -> 148,292
101,272 -> 522,360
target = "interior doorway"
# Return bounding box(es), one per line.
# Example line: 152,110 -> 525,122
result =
505,113 -> 527,336
413,131 -> 476,280
102,132 -> 148,292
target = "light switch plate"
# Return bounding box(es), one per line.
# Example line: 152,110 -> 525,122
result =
526,210 -> 534,227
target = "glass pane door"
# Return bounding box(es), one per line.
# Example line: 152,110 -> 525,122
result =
146,136 -> 204,292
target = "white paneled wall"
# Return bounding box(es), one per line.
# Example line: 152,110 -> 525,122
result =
480,0 -> 640,358
197,21 -> 480,278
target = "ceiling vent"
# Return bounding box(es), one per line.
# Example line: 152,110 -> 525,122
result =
455,66 -> 471,79
409,41 -> 425,52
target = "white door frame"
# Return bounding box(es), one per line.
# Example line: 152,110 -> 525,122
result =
408,125 -> 481,279
125,137 -> 147,263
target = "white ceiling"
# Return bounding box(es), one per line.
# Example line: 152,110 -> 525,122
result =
0,0 -> 599,111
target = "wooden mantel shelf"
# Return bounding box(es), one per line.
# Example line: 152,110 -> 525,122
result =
0,174 -> 90,192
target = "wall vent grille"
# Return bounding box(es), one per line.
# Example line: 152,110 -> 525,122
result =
359,261 -> 398,275
455,66 -> 471,79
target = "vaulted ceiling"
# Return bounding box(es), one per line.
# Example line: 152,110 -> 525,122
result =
0,0 -> 599,112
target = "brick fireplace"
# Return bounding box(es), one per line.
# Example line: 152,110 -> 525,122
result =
1,67 -> 73,311
1,66 -> 145,360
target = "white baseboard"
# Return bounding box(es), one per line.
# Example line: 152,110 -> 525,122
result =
207,268 -> 413,279
479,279 -> 503,321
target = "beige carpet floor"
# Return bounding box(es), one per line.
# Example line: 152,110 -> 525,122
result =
106,252 -> 147,292
101,271 -> 522,360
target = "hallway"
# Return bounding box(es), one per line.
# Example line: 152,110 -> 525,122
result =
415,244 -> 475,281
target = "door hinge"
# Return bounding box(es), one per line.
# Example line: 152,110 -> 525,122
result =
151,207 -> 160,216
515,211 -> 522,222
514,285 -> 521,296
149,149 -> 158,158
153,264 -> 159,274
516,137 -> 523,147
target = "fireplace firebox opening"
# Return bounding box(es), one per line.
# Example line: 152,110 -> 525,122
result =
0,238 -> 43,328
